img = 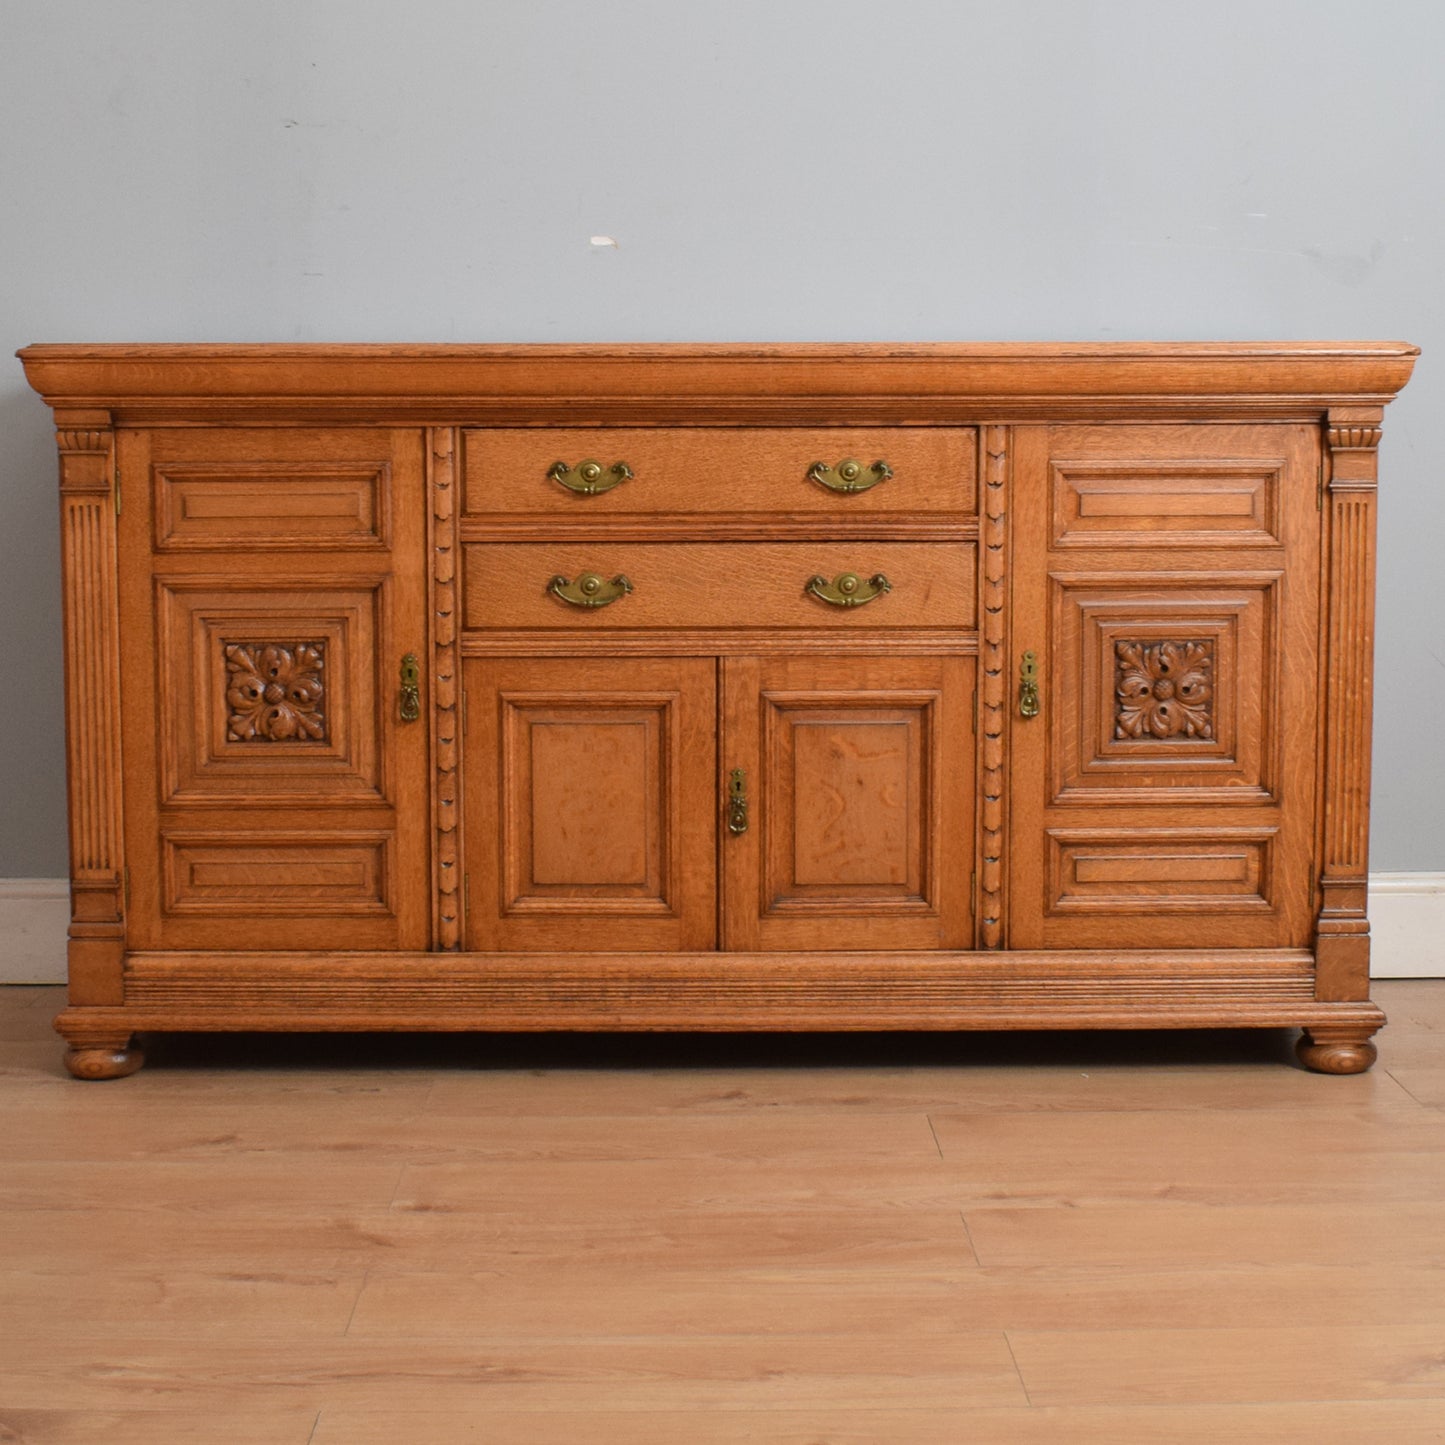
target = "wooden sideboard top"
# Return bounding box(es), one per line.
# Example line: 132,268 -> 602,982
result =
18,341 -> 1418,424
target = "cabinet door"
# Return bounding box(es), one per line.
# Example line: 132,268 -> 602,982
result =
1008,424 -> 1321,949
464,657 -> 717,951
117,428 -> 432,951
722,656 -> 975,952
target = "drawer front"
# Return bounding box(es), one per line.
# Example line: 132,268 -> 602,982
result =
463,542 -> 976,630
462,427 -> 976,516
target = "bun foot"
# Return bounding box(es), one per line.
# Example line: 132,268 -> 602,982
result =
64,1038 -> 145,1080
1296,1028 -> 1379,1075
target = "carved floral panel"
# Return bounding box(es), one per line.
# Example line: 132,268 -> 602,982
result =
225,641 -> 326,742
1114,639 -> 1214,740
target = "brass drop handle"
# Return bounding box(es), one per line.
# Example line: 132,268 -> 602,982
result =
1018,650 -> 1040,718
805,571 -> 892,608
548,459 -> 633,496
727,768 -> 748,835
547,572 -> 634,608
399,653 -> 421,722
808,458 -> 892,494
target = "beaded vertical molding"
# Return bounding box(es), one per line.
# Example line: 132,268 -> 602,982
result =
978,425 -> 1009,948
56,427 -> 127,1007
1314,408 -> 1383,1010
428,428 -> 462,950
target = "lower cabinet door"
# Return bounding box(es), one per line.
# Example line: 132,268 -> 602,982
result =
1006,423 -> 1323,949
118,426 -> 433,951
721,655 -> 976,952
464,656 -> 718,951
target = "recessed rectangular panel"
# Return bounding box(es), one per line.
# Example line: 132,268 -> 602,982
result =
1047,830 -> 1274,914
155,463 -> 390,550
788,719 -> 918,891
1047,574 -> 1279,805
1052,461 -> 1281,547
163,835 -> 390,914
519,715 -> 657,894
154,580 -> 386,805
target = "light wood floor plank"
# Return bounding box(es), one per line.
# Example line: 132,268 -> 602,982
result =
0,1335 -> 1028,1412
346,1261 -> 1445,1336
1009,1323 -> 1445,1406
0,1411 -> 318,1445
0,1103 -> 939,1165
308,1399 -> 1445,1445
964,1200 -> 1445,1268
0,1271 -> 365,1338
0,1205 -> 977,1275
0,1158 -> 404,1212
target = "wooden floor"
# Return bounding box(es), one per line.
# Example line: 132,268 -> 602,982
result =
3,986 -> 1445,1443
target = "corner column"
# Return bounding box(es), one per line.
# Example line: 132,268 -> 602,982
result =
1314,407 -> 1383,1005
53,419 -> 139,1077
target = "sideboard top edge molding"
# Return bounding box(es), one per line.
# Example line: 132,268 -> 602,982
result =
18,341 -> 1418,414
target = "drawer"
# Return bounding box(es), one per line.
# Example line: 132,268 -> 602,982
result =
463,542 -> 976,630
462,427 -> 976,516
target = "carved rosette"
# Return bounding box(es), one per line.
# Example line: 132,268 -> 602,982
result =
1114,640 -> 1214,741
224,642 -> 326,742
979,427 -> 1008,948
430,428 -> 462,950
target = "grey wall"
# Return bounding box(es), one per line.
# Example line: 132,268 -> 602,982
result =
1,0 -> 1440,875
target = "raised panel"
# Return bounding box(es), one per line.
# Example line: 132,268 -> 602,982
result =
465,656 -> 716,951
790,721 -> 914,888
162,834 -> 391,914
1049,574 -> 1279,805
1047,829 -> 1275,914
770,711 -> 926,902
723,655 -> 974,952
508,709 -> 663,904
154,579 -> 386,805
155,462 -> 390,550
1052,460 -> 1281,547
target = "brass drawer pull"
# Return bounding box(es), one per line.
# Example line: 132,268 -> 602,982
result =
547,459 -> 633,496
804,571 -> 892,608
547,572 -> 634,608
399,653 -> 421,722
807,458 -> 892,494
1018,650 -> 1040,718
727,768 -> 749,835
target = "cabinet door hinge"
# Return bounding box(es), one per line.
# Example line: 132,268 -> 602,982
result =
463,872 -> 471,912
122,867 -> 130,910
113,465 -> 121,517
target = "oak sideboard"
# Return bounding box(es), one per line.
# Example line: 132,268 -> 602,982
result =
18,342 -> 1417,1077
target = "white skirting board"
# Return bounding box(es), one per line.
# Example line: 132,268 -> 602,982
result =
0,879 -> 70,985
1,875 -> 1442,985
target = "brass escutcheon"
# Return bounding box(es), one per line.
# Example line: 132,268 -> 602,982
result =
1018,650 -> 1040,718
727,768 -> 749,835
399,653 -> 421,722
